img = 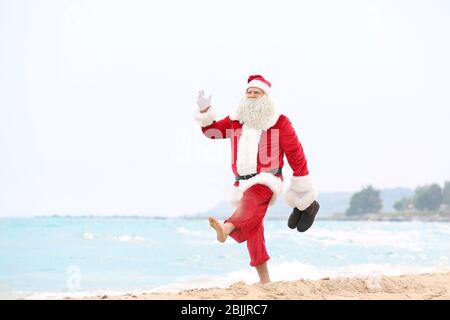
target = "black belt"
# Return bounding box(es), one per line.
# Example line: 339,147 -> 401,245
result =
235,168 -> 282,181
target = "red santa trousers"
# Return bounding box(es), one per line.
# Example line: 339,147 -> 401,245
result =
224,184 -> 273,267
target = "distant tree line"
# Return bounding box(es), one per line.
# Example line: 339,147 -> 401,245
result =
394,181 -> 450,212
346,180 -> 450,215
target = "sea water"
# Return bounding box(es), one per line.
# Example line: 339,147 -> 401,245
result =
0,217 -> 449,299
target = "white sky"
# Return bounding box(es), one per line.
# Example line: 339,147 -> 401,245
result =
1,0 -> 449,217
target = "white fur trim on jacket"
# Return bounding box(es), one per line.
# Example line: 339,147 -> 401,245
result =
194,106 -> 216,127
284,175 -> 318,211
230,172 -> 283,207
236,124 -> 261,175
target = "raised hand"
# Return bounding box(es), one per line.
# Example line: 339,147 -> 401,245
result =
196,90 -> 212,111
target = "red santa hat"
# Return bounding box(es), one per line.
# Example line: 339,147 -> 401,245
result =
246,74 -> 271,94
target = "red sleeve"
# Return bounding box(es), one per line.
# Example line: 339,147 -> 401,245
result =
279,115 -> 309,176
201,116 -> 233,139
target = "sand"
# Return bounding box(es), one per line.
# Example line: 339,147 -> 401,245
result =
73,272 -> 450,300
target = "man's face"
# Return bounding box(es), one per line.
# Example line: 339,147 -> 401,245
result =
246,87 -> 265,100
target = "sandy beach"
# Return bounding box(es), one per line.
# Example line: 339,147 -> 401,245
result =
73,272 -> 450,300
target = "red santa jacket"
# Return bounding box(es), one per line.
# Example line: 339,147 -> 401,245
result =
195,106 -> 317,210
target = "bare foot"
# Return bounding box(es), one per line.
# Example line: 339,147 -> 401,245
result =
208,217 -> 227,243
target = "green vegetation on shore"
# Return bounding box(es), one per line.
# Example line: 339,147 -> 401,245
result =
339,180 -> 450,221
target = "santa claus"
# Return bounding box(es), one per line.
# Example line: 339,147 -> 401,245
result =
194,75 -> 317,283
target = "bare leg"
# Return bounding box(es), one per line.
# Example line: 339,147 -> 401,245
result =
208,217 -> 235,243
255,262 -> 270,284
223,222 -> 235,235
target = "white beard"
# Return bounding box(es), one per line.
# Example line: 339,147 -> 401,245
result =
231,95 -> 280,130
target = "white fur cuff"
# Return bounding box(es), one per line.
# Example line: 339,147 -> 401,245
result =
230,172 -> 283,207
290,175 -> 314,193
194,106 -> 216,127
284,175 -> 317,210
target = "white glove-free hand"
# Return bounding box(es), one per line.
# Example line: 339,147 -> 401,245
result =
196,90 -> 212,111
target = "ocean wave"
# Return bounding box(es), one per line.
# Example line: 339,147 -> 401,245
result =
175,227 -> 209,237
81,232 -> 153,244
18,288 -> 151,300
17,260 -> 450,299
129,261 -> 450,295
113,234 -> 146,243
282,227 -> 425,251
81,232 -> 95,240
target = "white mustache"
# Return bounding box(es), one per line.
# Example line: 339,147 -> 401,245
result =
234,95 -> 278,129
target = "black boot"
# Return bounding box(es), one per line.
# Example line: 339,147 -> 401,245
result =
287,201 -> 320,232
287,207 -> 302,229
